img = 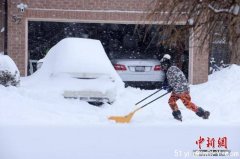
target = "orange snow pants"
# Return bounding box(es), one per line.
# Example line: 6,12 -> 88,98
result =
168,92 -> 198,112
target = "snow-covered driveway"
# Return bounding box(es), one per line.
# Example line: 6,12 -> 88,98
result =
0,65 -> 240,126
0,65 -> 239,159
0,125 -> 239,159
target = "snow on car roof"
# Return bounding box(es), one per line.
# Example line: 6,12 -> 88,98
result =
35,38 -> 123,83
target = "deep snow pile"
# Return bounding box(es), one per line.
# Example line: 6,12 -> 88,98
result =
33,38 -> 123,85
27,38 -> 124,100
0,65 -> 239,125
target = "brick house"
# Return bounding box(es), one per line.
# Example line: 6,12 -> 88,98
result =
0,0 -> 209,84
0,1 -> 5,52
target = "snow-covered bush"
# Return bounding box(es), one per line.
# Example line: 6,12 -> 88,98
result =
0,53 -> 20,87
209,57 -> 230,74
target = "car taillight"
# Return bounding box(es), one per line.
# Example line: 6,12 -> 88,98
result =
114,64 -> 127,71
154,65 -> 161,71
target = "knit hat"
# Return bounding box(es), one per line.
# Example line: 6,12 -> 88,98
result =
160,54 -> 171,71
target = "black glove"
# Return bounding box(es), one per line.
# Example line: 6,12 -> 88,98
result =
166,86 -> 173,93
162,85 -> 173,93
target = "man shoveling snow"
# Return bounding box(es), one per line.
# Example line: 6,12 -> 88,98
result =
160,54 -> 210,121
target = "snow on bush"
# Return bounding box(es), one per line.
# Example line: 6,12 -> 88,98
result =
0,53 -> 20,86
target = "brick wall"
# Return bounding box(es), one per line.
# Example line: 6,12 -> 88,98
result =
7,0 -> 209,84
8,0 -> 153,76
189,28 -> 209,84
0,0 -> 4,53
191,49 -> 209,84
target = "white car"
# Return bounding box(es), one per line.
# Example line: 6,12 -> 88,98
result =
35,38 -> 123,106
111,59 -> 165,88
61,73 -> 117,105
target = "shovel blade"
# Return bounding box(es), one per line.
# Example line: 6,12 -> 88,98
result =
108,112 -> 135,123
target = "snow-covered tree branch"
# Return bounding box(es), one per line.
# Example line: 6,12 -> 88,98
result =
146,0 -> 240,64
208,3 -> 239,15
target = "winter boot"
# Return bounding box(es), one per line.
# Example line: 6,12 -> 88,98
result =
196,107 -> 210,119
172,110 -> 182,121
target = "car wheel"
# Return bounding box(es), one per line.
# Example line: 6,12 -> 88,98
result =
88,102 -> 104,106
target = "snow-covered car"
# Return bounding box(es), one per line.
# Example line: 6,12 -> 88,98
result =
35,38 -> 124,106
61,72 -> 117,105
111,59 -> 165,88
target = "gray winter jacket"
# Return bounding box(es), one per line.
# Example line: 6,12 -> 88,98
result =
166,66 -> 189,94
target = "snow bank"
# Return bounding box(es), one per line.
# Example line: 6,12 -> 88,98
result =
189,65 -> 240,125
0,125 -> 239,159
0,64 -> 239,126
0,63 -> 239,159
208,64 -> 240,82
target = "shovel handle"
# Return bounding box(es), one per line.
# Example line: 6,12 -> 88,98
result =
132,107 -> 142,113
135,88 -> 162,105
139,91 -> 170,110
